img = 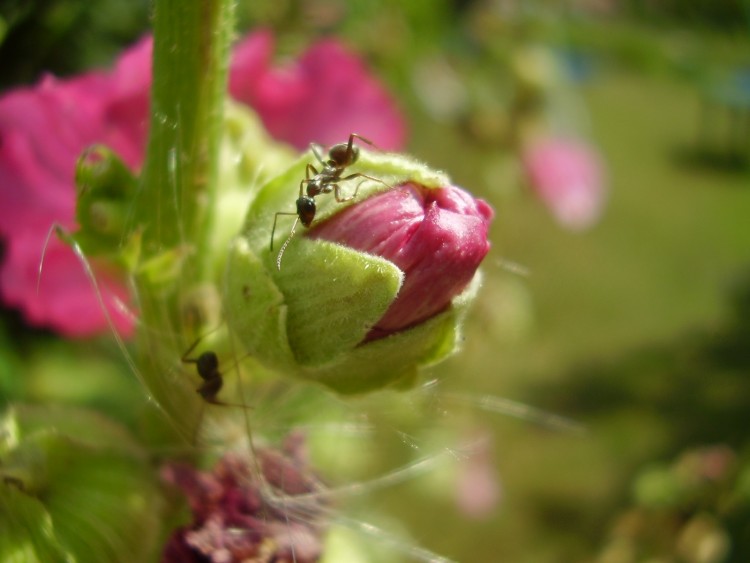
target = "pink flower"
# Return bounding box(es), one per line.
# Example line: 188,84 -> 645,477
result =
521,136 -> 606,230
229,31 -> 406,151
161,434 -> 325,563
308,183 -> 493,339
0,31 -> 406,336
0,38 -> 150,337
455,430 -> 501,520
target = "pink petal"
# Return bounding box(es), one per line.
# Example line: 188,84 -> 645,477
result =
230,33 -> 406,151
0,41 -> 148,336
308,183 -> 493,336
0,221 -> 133,337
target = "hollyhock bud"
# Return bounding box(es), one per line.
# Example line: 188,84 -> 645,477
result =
224,148 -> 493,394
521,136 -> 606,230
308,182 -> 493,339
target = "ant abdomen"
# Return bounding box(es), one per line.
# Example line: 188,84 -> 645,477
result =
328,142 -> 359,167
296,196 -> 316,227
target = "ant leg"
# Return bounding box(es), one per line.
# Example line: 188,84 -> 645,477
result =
303,164 -> 318,188
276,217 -> 299,271
271,211 -> 300,252
181,336 -> 204,363
310,143 -> 326,166
333,173 -> 392,202
349,133 -> 383,152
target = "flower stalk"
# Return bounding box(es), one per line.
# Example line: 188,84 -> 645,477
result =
129,0 -> 237,439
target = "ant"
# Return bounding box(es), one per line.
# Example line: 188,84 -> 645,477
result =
270,133 -> 391,270
181,339 -> 250,410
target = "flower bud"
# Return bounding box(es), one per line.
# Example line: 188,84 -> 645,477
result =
224,147 -> 493,394
307,182 -> 493,339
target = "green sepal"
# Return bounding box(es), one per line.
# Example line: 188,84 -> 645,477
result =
225,236 -> 403,369
0,405 -> 162,563
300,272 -> 482,394
209,101 -> 296,279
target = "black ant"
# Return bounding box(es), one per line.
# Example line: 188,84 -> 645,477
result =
181,340 -> 250,410
270,133 -> 391,270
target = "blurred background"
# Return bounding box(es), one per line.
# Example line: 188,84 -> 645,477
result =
2,0 -> 750,561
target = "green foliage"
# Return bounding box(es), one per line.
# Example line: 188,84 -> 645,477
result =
0,405 -> 162,563
0,0 -> 149,87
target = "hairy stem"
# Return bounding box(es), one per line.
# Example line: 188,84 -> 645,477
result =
131,0 -> 236,440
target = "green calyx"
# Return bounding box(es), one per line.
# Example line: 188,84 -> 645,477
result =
222,140 -> 478,394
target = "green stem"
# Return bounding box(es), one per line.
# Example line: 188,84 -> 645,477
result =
131,0 -> 236,441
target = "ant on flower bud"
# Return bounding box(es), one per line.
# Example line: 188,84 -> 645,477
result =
270,133 -> 391,270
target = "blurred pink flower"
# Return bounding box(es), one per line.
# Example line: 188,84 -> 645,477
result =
308,183 -> 493,339
0,37 -> 150,337
0,31 -> 406,336
455,430 -> 501,520
229,31 -> 406,151
521,137 -> 606,230
162,435 -> 325,563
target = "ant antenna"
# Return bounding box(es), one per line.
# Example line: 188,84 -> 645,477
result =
275,217 -> 299,271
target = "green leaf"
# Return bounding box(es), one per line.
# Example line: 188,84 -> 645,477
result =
0,405 -> 162,563
0,485 -> 72,563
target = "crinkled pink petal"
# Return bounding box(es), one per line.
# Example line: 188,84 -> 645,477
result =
308,183 -> 493,336
230,33 -> 406,151
0,38 -> 151,336
162,443 -> 324,563
522,137 -> 606,230
0,220 -> 133,337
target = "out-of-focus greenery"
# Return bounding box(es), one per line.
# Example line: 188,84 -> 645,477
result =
0,0 -> 149,87
2,1 -> 750,562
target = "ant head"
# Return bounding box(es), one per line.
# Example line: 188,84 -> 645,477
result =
196,351 -> 219,380
328,142 -> 359,167
296,196 -> 316,227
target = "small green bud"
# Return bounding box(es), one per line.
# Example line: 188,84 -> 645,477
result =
73,145 -> 138,256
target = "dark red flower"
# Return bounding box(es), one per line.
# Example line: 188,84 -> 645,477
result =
162,434 -> 326,563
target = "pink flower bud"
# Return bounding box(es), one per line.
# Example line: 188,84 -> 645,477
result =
521,136 -> 606,230
307,183 -> 493,339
